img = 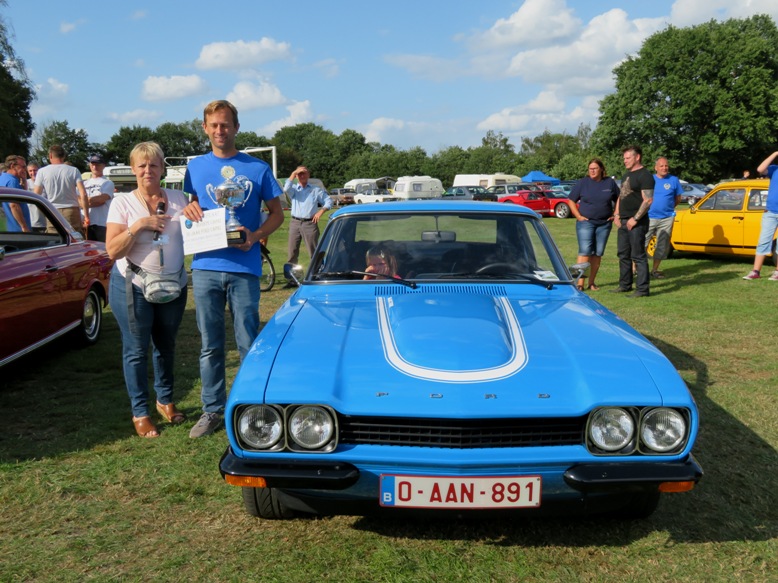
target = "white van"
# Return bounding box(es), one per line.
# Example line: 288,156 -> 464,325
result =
103,165 -> 138,193
453,173 -> 522,189
393,176 -> 444,200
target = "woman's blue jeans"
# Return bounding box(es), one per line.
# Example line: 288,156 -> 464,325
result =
110,265 -> 187,418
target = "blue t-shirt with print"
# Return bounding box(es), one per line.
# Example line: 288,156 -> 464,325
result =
184,152 -> 282,276
650,175 -> 683,219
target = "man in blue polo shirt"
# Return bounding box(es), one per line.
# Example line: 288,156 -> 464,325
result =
743,150 -> 778,280
182,100 -> 285,437
646,157 -> 683,279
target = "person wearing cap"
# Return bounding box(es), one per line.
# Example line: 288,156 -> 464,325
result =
83,153 -> 115,242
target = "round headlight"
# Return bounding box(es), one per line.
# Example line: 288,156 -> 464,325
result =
288,406 -> 334,450
641,408 -> 686,452
238,405 -> 283,449
589,407 -> 635,452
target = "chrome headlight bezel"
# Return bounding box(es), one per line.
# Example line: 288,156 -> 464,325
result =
286,405 -> 337,452
586,407 -> 638,454
236,404 -> 285,451
639,407 -> 688,454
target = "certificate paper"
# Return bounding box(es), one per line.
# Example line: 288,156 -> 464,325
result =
180,208 -> 228,255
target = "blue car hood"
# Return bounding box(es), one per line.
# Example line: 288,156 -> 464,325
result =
243,286 -> 685,418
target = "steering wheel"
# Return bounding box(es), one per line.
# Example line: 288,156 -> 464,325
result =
475,262 -> 518,274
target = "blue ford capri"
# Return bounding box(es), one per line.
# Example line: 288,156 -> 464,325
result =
220,201 -> 702,519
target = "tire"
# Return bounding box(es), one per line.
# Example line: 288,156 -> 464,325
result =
242,487 -> 296,519
75,288 -> 102,345
260,247 -> 275,292
554,202 -> 571,219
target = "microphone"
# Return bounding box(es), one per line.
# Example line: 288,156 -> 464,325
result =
153,201 -> 165,241
154,201 -> 165,266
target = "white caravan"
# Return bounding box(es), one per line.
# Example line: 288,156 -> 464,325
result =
392,176 -> 444,200
452,173 -> 522,188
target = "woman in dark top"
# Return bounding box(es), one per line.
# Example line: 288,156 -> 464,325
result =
568,158 -> 620,290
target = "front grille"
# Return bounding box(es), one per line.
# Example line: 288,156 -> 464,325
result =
338,415 -> 585,449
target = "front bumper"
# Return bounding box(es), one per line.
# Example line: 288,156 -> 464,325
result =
220,447 -> 702,493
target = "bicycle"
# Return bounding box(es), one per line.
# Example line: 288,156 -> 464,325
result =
260,242 -> 275,292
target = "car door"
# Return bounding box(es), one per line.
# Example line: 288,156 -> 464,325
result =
679,187 -> 747,252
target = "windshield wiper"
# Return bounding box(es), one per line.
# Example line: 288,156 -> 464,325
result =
441,272 -> 557,289
315,271 -> 418,289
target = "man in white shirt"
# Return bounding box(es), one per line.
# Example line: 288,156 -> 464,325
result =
83,153 -> 114,241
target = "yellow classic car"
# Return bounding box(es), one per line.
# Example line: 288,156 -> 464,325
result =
656,178 -> 774,258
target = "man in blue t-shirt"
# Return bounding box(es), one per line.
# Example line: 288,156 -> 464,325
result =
743,150 -> 778,280
182,100 -> 284,437
1,155 -> 31,232
646,157 -> 683,278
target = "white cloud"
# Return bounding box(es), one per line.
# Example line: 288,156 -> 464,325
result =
259,101 -> 314,136
470,0 -> 581,51
107,109 -> 164,125
364,117 -> 406,143
59,20 -> 84,34
670,0 -> 778,26
131,10 -> 148,21
314,58 -> 340,79
196,38 -> 292,70
30,78 -> 69,117
141,75 -> 208,101
227,80 -> 286,110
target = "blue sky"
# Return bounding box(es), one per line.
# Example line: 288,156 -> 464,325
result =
5,0 -> 777,155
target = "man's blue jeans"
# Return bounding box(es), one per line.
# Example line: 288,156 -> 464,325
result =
192,269 -> 260,414
109,266 -> 187,418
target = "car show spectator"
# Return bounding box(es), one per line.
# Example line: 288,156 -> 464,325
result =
1,155 -> 30,232
105,142 -> 189,439
25,162 -> 47,232
33,145 -> 89,235
743,151 -> 778,280
646,157 -> 683,279
567,158 -> 619,291
182,99 -> 284,438
83,153 -> 114,242
284,165 -> 332,280
612,145 -> 654,297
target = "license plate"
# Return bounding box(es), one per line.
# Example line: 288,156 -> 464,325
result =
379,474 -> 541,509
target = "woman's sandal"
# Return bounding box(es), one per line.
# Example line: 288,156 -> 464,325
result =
133,416 -> 159,438
588,283 -> 600,291
576,277 -> 586,291
156,402 -> 186,425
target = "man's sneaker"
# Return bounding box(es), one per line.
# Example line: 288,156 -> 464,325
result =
743,270 -> 761,280
189,412 -> 223,438
769,271 -> 778,281
650,270 -> 665,279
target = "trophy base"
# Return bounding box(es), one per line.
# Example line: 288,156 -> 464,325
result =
227,230 -> 247,245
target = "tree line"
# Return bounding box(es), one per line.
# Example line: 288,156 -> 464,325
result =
3,9 -> 778,188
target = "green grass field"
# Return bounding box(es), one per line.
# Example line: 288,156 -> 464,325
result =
0,211 -> 776,582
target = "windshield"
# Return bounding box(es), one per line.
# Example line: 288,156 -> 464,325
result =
309,211 -> 569,283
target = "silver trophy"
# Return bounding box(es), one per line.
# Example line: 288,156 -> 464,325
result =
206,166 -> 253,245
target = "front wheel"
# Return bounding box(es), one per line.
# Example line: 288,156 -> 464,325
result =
242,487 -> 296,519
646,234 -> 674,259
260,245 -> 275,292
554,202 -> 571,219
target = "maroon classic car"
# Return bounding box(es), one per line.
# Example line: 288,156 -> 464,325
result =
0,187 -> 113,367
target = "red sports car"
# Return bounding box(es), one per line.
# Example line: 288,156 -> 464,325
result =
498,190 -> 572,219
0,187 -> 113,367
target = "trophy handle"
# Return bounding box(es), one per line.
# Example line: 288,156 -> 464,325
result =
237,177 -> 253,206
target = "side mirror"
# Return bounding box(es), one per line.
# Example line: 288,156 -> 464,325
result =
283,262 -> 304,285
569,261 -> 590,280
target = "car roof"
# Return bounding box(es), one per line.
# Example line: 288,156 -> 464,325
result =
330,200 -> 538,218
